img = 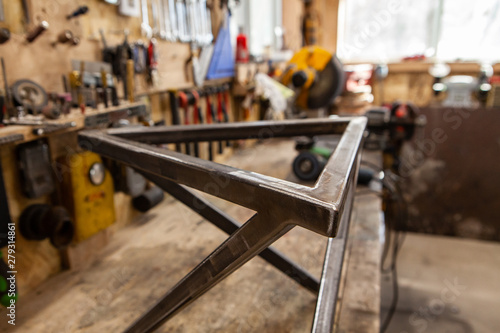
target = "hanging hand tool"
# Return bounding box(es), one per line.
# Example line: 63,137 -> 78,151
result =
66,6 -> 89,20
25,21 -> 49,43
221,85 -> 231,147
51,30 -> 74,47
160,0 -> 174,41
192,90 -> 203,124
141,0 -> 153,38
68,61 -> 85,111
118,31 -> 133,100
185,0 -> 206,86
176,0 -> 190,42
188,90 -> 201,157
201,0 -> 213,45
100,68 -> 109,108
204,91 -> 214,160
78,61 -> 85,111
158,0 -> 167,40
147,38 -> 159,86
127,59 -> 135,103
186,0 -> 198,44
208,87 -> 223,154
99,29 -> 118,76
168,90 -> 182,152
168,0 -> 178,41
133,41 -> 148,74
178,91 -> 192,155
151,0 -> 161,38
197,0 -> 207,44
0,28 -> 10,44
191,1 -> 213,86
217,87 -> 230,147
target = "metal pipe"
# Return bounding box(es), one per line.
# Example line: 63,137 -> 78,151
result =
77,117 -> 366,332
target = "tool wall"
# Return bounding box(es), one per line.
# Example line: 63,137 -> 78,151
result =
0,0 -> 232,297
0,0 -> 225,96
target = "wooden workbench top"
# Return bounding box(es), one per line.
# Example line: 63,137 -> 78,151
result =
0,140 -> 382,332
0,101 -> 147,145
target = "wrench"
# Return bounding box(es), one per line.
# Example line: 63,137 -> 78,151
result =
176,0 -> 190,42
168,0 -> 178,41
141,0 -> 153,38
186,0 -> 199,44
151,0 -> 161,38
202,0 -> 213,45
160,0 -> 174,41
157,0 -> 167,40
196,0 -> 207,45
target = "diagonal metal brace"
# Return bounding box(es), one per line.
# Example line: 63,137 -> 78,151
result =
140,170 -> 320,293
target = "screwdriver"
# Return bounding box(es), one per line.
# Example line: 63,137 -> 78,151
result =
178,91 -> 191,155
67,6 -> 89,20
205,91 -> 214,161
169,90 -> 182,152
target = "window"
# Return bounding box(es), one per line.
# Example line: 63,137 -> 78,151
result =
230,0 -> 283,57
338,0 -> 500,63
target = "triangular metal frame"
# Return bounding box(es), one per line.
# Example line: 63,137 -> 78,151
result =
78,117 -> 366,333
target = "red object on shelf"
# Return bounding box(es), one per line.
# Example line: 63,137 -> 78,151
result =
236,27 -> 249,63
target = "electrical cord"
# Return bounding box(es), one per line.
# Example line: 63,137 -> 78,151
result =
380,174 -> 407,333
358,161 -> 407,332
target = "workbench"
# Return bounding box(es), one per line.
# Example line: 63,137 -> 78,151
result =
0,102 -> 147,294
0,139 -> 382,332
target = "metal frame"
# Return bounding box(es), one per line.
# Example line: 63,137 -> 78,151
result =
77,117 -> 366,333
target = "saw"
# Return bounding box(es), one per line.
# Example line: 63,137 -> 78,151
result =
281,46 -> 344,109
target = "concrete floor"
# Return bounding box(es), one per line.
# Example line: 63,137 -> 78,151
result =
382,232 -> 500,333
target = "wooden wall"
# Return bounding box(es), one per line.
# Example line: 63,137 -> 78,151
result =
282,0 -> 339,53
0,0 -> 231,96
282,0 -> 303,51
0,0 -> 230,296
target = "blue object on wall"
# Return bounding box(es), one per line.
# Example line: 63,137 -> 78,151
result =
206,13 -> 235,80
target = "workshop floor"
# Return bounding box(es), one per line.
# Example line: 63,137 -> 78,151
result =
382,233 -> 500,333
